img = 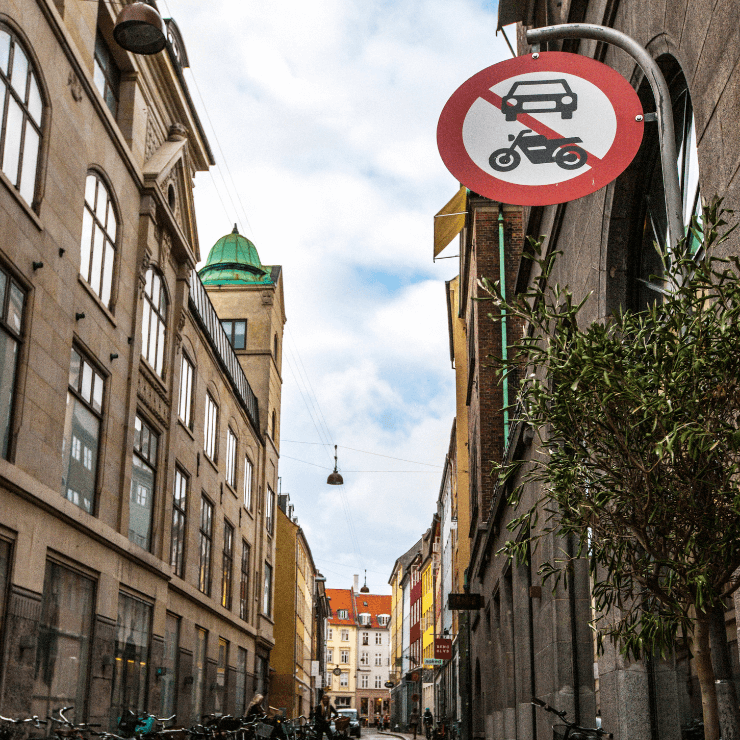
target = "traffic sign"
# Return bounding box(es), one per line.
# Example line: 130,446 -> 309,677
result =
437,52 -> 644,206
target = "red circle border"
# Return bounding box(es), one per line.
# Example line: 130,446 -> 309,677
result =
437,52 -> 644,206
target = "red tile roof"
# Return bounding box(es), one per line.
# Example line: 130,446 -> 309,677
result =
326,588 -> 357,626
325,589 -> 392,628
354,593 -> 392,629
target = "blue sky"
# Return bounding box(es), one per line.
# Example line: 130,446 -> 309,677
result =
167,0 -> 512,593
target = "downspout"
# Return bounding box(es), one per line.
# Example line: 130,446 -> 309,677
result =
498,205 -> 509,445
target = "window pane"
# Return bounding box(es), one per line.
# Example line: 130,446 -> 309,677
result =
68,349 -> 80,389
61,393 -> 98,513
129,453 -> 154,550
19,121 -> 38,204
147,311 -> 158,366
234,321 -> 246,350
85,174 -> 96,206
0,31 -> 9,74
95,182 -> 107,222
79,208 -> 93,283
8,282 -> 23,334
101,241 -> 114,306
90,225 -> 104,295
156,320 -> 165,376
10,43 -> 28,97
0,330 -> 18,459
81,361 -> 92,403
92,372 -> 103,413
3,96 -> 23,186
27,73 -> 41,124
141,302 -> 150,360
221,320 -> 231,339
31,561 -> 95,723
160,614 -> 179,718
107,201 -> 116,241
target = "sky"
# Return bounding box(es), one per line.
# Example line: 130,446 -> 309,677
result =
166,0 -> 513,594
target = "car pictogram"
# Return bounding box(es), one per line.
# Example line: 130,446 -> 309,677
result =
501,79 -> 577,121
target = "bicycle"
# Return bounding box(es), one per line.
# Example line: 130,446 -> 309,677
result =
47,707 -> 101,740
531,698 -> 613,740
0,712 -> 48,740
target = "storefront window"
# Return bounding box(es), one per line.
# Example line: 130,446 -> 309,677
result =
192,627 -> 207,724
159,614 -> 179,719
31,561 -> 94,723
110,593 -> 152,730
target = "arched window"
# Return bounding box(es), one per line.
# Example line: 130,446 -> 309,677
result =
630,60 -> 700,310
141,267 -> 168,377
0,24 -> 44,206
80,172 -> 117,307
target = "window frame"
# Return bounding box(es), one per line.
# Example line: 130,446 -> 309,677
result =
129,414 -> 159,551
141,267 -> 168,379
204,391 -> 219,461
178,352 -> 194,429
262,561 -> 272,617
63,346 -> 105,514
199,495 -> 214,595
80,171 -> 118,308
225,427 -> 237,488
170,466 -> 188,578
0,266 -> 25,461
239,539 -> 250,622
221,520 -> 234,610
0,24 -> 45,208
243,455 -> 253,510
265,485 -> 275,535
220,319 -> 247,350
93,31 -> 120,118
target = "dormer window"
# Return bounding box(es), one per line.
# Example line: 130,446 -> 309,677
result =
359,613 -> 370,626
337,609 -> 348,620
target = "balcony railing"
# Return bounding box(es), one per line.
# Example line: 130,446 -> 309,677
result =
189,271 -> 260,433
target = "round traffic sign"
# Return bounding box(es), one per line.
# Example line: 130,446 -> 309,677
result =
437,52 -> 644,206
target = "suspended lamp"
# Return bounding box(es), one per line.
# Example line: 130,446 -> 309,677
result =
327,445 -> 344,485
360,570 -> 369,593
113,2 -> 166,55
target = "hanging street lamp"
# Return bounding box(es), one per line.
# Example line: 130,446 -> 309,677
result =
327,445 -> 344,485
113,2 -> 167,55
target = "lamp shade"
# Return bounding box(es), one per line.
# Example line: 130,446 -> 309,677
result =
327,470 -> 344,485
113,2 -> 166,55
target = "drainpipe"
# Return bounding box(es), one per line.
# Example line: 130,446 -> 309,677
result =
498,205 -> 509,445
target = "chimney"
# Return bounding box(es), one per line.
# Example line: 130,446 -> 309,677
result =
353,574 -> 359,593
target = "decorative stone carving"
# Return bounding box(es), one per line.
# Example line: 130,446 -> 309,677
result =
67,70 -> 82,102
168,123 -> 188,142
160,230 -> 172,267
175,308 -> 187,349
261,290 -> 274,305
137,372 -> 170,426
145,117 -> 162,162
138,250 -> 152,298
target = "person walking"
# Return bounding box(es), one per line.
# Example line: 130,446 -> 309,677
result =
313,694 -> 339,740
409,709 -> 420,740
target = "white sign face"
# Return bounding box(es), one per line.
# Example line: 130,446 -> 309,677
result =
462,71 -> 617,186
437,52 -> 644,206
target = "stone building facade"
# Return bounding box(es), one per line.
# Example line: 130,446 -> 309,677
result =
0,0 -> 283,727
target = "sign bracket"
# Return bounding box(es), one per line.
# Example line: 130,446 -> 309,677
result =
525,23 -> 683,254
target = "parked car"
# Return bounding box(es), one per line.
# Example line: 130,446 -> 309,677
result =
331,709 -> 361,738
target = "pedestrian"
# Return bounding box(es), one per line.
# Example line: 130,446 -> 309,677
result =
313,694 -> 339,740
423,709 -> 434,740
384,714 -> 389,730
246,693 -> 266,720
409,709 -> 419,740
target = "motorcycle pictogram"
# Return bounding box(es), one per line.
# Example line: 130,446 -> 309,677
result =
488,130 -> 589,172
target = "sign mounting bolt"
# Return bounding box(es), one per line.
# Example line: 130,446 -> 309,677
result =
532,52 -> 540,59
635,114 -> 644,121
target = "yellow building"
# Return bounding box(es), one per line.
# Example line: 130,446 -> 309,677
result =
325,588 -> 357,708
271,495 -> 320,717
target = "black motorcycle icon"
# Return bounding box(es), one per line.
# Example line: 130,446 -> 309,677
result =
489,130 -> 589,172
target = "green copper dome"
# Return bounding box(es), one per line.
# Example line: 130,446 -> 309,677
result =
199,225 -> 273,286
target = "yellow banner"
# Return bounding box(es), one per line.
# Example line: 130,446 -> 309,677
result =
433,186 -> 467,259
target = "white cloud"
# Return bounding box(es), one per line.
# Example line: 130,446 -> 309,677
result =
170,0 -> 510,593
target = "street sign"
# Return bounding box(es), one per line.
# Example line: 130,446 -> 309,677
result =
424,658 -> 445,666
448,593 -> 484,610
384,681 -> 395,688
434,638 -> 452,660
437,52 -> 644,206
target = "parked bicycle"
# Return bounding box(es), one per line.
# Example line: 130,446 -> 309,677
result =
531,698 -> 612,740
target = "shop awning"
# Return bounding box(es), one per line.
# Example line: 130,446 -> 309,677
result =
433,186 -> 467,260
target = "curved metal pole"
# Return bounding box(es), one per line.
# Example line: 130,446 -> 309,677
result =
526,23 -> 684,251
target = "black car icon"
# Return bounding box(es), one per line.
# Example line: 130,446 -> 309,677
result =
501,79 -> 577,121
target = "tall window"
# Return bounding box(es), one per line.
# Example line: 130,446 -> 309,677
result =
192,627 -> 207,724
214,638 -> 229,714
141,268 -> 168,377
341,628 -> 349,641
159,613 -> 179,718
361,674 -> 368,689
178,354 -> 194,428
243,456 -> 253,509
341,649 -> 349,663
631,63 -> 701,309
225,428 -> 237,488
221,521 -> 234,609
327,648 -> 333,664
235,647 -> 248,718
265,486 -> 274,535
32,561 -> 95,722
170,468 -> 187,577
62,348 -> 104,513
362,632 -> 368,646
80,173 -> 117,307
0,25 -> 43,205
360,652 -> 368,665
0,268 -> 24,459
199,496 -> 213,595
204,392 -> 218,460
129,415 -> 158,550
375,632 -> 382,645
239,540 -> 250,621
340,672 -> 348,688
111,593 -> 152,731
374,653 -> 382,666
374,675 -> 382,689
262,562 -> 272,616
221,319 -> 246,350
93,32 -> 119,118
